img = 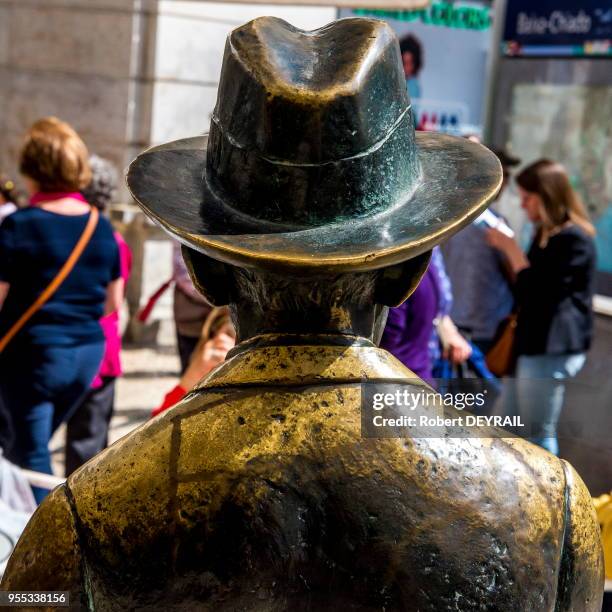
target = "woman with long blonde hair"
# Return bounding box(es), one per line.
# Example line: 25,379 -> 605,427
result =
487,159 -> 596,455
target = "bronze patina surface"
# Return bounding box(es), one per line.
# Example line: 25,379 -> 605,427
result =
1,337 -> 604,610
1,15 -> 603,612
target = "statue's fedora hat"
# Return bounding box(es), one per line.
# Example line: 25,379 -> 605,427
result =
127,17 -> 501,272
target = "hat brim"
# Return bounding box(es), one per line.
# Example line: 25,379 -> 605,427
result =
126,132 -> 502,272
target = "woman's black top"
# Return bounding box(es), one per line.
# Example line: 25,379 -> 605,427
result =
515,224 -> 595,356
0,207 -> 120,348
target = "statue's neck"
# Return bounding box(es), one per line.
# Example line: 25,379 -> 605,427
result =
231,303 -> 388,345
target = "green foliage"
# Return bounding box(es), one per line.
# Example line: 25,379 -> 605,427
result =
353,2 -> 492,31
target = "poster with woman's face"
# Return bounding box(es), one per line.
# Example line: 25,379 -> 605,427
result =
342,1 -> 493,137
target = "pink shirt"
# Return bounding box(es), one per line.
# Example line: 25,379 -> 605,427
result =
92,232 -> 131,387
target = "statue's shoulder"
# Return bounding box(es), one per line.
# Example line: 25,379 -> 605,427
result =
63,389 -> 229,568
407,433 -> 570,533
402,434 -> 603,611
1,485 -> 85,607
555,459 -> 604,611
1,388 -> 253,600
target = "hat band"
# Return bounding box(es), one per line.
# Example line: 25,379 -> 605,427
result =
205,107 -> 421,228
211,105 -> 412,169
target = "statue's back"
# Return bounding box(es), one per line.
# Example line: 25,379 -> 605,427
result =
3,343 -> 603,611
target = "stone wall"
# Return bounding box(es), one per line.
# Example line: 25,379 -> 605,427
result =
0,0 -> 157,196
150,1 -> 336,145
0,0 -> 335,195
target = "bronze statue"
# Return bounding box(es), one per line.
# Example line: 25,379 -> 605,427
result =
2,17 -> 603,611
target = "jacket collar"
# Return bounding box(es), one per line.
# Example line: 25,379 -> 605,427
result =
195,333 -> 412,390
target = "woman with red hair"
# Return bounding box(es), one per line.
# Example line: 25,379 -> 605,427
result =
0,118 -> 122,501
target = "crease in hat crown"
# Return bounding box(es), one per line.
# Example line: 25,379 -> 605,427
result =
229,18 -> 398,101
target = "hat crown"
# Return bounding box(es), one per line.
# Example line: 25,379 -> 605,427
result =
213,17 -> 410,164
207,16 -> 419,227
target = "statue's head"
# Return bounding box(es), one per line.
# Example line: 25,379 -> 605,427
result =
127,16 -> 501,341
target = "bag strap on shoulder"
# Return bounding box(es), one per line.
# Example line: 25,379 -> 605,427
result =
0,206 -> 99,354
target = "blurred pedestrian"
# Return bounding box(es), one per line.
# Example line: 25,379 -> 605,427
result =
0,175 -> 19,225
152,307 -> 235,417
399,33 -> 423,101
381,263 -> 438,381
0,118 -> 122,502
65,155 -> 132,475
429,248 -> 472,368
381,247 -> 471,381
0,169 -> 16,444
443,149 -> 519,354
173,242 -> 212,373
487,159 -> 596,455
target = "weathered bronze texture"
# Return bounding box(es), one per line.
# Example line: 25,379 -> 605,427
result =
1,337 -> 604,610
1,15 -> 603,612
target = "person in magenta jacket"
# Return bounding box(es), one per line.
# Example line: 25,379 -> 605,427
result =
65,156 -> 132,475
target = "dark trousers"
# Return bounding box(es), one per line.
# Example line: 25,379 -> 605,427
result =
65,377 -> 116,476
0,341 -> 104,503
176,332 -> 199,374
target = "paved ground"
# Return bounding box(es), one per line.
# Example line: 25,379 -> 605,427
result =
50,320 -> 179,477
